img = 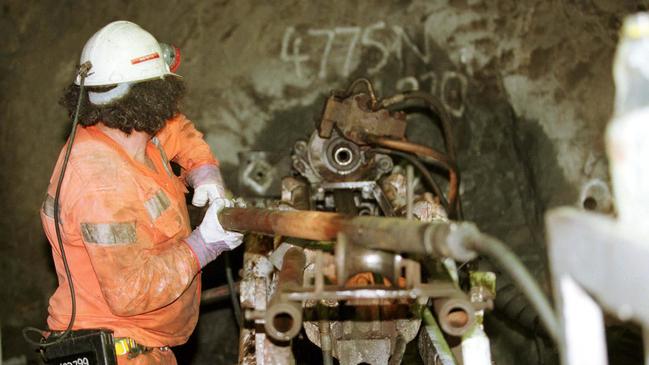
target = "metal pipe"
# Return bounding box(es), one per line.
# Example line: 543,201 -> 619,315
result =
219,208 -> 477,261
264,247 -> 306,341
376,90 -> 462,217
337,78 -> 378,107
319,319 -> 333,365
388,335 -> 408,365
372,148 -> 448,210
201,282 -> 240,305
219,208 -> 343,242
341,216 -> 453,256
371,137 -> 459,214
433,297 -> 476,337
378,91 -> 456,161
407,165 -> 414,220
371,137 -> 452,165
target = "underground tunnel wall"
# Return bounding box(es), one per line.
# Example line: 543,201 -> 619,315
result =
0,0 -> 635,363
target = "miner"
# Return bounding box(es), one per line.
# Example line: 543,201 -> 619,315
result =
40,20 -> 242,363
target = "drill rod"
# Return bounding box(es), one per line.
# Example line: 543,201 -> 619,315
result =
218,207 -> 475,260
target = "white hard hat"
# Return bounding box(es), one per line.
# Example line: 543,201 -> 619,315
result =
75,21 -> 177,86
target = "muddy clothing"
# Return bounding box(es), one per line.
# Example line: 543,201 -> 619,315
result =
42,114 -> 218,362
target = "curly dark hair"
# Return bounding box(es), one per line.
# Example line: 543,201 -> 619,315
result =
59,76 -> 186,135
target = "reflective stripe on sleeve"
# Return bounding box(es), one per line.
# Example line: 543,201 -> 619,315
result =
80,222 -> 137,245
42,194 -> 55,218
144,190 -> 171,220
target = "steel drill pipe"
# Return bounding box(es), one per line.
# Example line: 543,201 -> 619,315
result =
341,216 -> 453,257
218,208 -> 477,261
265,247 -> 307,342
218,208 -> 343,241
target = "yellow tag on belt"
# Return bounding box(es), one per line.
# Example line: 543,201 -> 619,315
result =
114,338 -> 137,356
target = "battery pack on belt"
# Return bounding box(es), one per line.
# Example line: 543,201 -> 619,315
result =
41,329 -> 117,365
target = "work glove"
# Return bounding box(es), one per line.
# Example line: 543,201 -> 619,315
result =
192,183 -> 224,207
187,165 -> 227,207
185,199 -> 244,268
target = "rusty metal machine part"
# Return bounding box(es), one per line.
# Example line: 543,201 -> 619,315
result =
280,176 -> 311,210
234,79 -> 496,365
239,151 -> 276,196
238,151 -> 293,197
229,205 -> 490,364
433,297 -> 476,337
303,314 -> 421,365
334,236 -> 400,285
290,78 -> 460,219
264,247 -> 306,341
292,131 -> 393,184
318,92 -> 407,145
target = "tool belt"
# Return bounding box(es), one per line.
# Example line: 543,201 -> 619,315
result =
42,329 -> 169,364
41,329 -> 117,365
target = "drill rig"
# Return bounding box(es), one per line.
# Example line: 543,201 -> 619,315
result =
227,79 -> 504,365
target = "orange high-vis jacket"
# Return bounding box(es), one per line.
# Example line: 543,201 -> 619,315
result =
41,114 -> 217,348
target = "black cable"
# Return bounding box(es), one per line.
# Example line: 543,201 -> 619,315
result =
372,148 -> 449,211
375,90 -> 462,218
23,62 -> 92,347
224,252 -> 243,328
455,194 -> 465,221
379,91 -> 456,162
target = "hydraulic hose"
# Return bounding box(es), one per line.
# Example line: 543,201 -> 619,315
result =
495,276 -> 546,337
378,91 -> 456,161
463,233 -> 560,343
371,140 -> 459,214
371,148 -> 448,211
374,90 -> 462,218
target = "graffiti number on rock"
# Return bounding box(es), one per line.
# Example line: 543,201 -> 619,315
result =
280,22 -> 468,117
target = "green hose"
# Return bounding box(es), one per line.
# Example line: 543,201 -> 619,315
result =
466,234 -> 560,343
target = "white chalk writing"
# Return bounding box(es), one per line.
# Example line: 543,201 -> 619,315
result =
361,21 -> 389,74
395,71 -> 467,118
280,22 -> 468,117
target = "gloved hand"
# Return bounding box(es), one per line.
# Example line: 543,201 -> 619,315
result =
192,183 -> 224,207
187,165 -> 228,207
185,199 -> 244,268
